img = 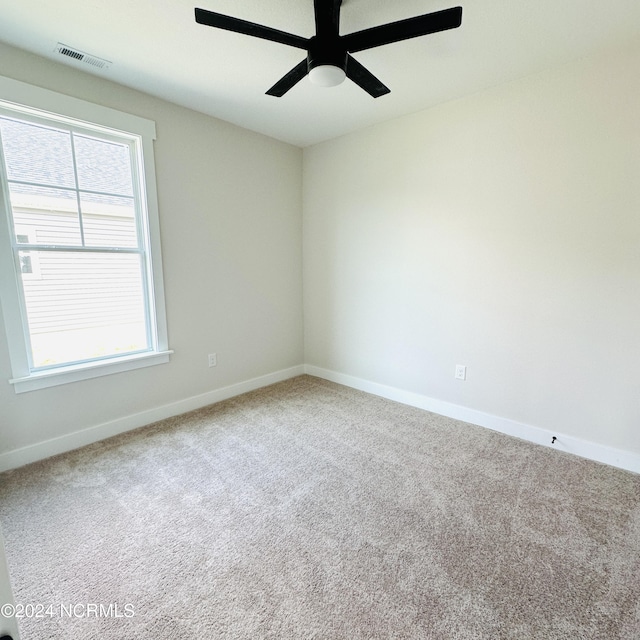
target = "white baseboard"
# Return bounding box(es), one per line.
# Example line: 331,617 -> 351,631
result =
304,365 -> 640,475
0,365 -> 305,473
3,364 -> 638,475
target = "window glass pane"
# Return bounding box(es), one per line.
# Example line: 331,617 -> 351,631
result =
74,134 -> 134,196
0,117 -> 75,187
9,183 -> 82,245
80,193 -> 138,248
21,251 -> 150,368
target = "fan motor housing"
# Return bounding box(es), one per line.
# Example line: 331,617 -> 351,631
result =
307,36 -> 347,72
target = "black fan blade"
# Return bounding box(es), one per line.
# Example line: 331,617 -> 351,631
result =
346,55 -> 390,98
342,6 -> 462,53
195,8 -> 309,50
266,59 -> 309,97
314,0 -> 342,38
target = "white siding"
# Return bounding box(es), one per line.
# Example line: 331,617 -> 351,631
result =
15,208 -> 143,335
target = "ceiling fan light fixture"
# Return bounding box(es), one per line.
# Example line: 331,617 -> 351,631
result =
308,64 -> 346,87
195,3 -> 463,97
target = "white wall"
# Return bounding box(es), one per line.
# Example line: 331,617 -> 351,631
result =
303,42 -> 640,456
0,43 -> 303,461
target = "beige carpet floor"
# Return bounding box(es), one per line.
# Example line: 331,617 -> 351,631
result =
1,375 -> 639,639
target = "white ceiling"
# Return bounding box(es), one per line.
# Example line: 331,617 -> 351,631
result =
0,0 -> 638,147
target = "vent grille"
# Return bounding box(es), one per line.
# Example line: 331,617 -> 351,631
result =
54,43 -> 111,70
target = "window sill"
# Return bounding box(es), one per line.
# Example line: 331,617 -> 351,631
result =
9,350 -> 173,394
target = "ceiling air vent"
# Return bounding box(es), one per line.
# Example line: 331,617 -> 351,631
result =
54,43 -> 111,70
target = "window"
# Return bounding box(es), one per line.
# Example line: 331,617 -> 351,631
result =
16,235 -> 33,274
13,227 -> 41,279
0,76 -> 171,393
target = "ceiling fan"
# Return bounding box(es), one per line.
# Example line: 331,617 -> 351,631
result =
195,1 -> 463,97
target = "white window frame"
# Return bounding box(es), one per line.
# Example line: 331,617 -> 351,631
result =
0,75 -> 171,393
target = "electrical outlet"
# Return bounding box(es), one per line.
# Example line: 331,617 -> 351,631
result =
208,353 -> 217,368
455,364 -> 466,380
